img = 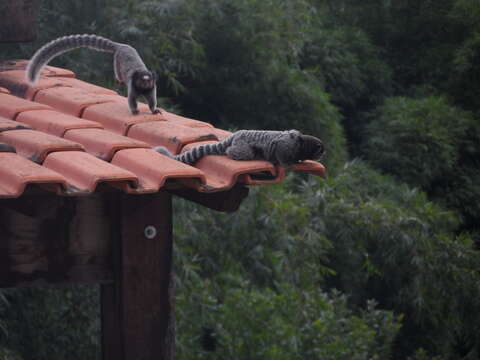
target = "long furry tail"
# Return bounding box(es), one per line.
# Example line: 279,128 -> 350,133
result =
154,146 -> 177,160
154,138 -> 233,165
26,34 -> 118,84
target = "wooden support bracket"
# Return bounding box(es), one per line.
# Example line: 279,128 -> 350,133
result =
170,184 -> 249,213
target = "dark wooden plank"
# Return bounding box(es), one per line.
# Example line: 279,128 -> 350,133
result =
101,192 -> 174,360
170,184 -> 249,213
0,196 -> 113,287
64,196 -> 114,284
0,0 -> 39,43
0,197 -> 63,287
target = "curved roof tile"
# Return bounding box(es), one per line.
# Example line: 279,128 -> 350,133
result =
17,109 -> 103,137
33,86 -> 119,117
63,128 -> 149,161
0,152 -> 68,197
111,148 -> 206,193
43,151 -> 139,195
82,101 -> 165,135
0,92 -> 51,119
127,121 -> 219,153
0,116 -> 31,132
0,129 -> 84,163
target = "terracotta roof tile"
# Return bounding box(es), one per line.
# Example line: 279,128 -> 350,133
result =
63,128 -> 149,161
127,121 -> 219,153
0,63 -> 325,199
0,92 -> 51,119
208,128 -> 233,140
43,151 -> 138,194
16,109 -> 103,137
50,77 -> 118,95
291,160 -> 326,177
0,60 -> 75,78
0,116 -> 31,132
82,101 -> 165,135
0,71 -> 117,100
0,129 -> 84,163
0,69 -> 67,100
0,61 -> 75,99
111,148 -> 206,193
33,86 -> 118,117
179,141 -> 282,191
0,152 -> 67,197
162,110 -> 214,128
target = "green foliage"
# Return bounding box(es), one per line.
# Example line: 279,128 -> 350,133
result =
0,292 -> 7,337
0,286 -> 100,360
448,0 -> 480,110
409,348 -> 445,360
0,348 -> 23,360
174,160 -> 480,358
1,1 -> 113,82
0,293 -> 21,360
364,96 -> 474,189
174,182 -> 333,289
444,166 -> 480,232
177,281 -> 400,360
324,0 -> 462,91
300,25 -> 392,150
297,161 -> 480,357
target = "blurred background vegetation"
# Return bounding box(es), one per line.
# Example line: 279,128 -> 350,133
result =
1,0 -> 480,359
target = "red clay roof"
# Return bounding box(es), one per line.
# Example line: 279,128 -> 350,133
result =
0,60 -> 325,198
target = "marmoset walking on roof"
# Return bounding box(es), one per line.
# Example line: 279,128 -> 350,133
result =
154,130 -> 325,166
26,34 -> 161,115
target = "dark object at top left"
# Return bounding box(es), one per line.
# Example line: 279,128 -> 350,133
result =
0,0 -> 39,43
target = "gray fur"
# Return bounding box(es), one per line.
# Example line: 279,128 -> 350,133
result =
154,130 -> 325,166
26,34 -> 160,115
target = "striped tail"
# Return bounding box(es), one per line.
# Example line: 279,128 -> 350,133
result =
26,34 -> 118,84
154,137 -> 233,165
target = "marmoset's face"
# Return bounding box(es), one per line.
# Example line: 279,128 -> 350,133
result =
134,71 -> 155,90
311,140 -> 325,160
300,135 -> 325,161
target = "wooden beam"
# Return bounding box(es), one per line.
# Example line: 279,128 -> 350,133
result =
0,0 -> 39,43
101,192 -> 175,360
170,184 -> 249,213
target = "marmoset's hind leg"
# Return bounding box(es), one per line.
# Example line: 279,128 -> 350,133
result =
226,141 -> 255,160
113,53 -> 123,83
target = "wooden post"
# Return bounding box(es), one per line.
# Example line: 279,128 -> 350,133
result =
101,191 -> 175,360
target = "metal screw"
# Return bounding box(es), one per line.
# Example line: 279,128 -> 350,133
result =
144,225 -> 157,239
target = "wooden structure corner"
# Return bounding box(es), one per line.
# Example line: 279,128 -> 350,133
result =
0,191 -> 185,360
